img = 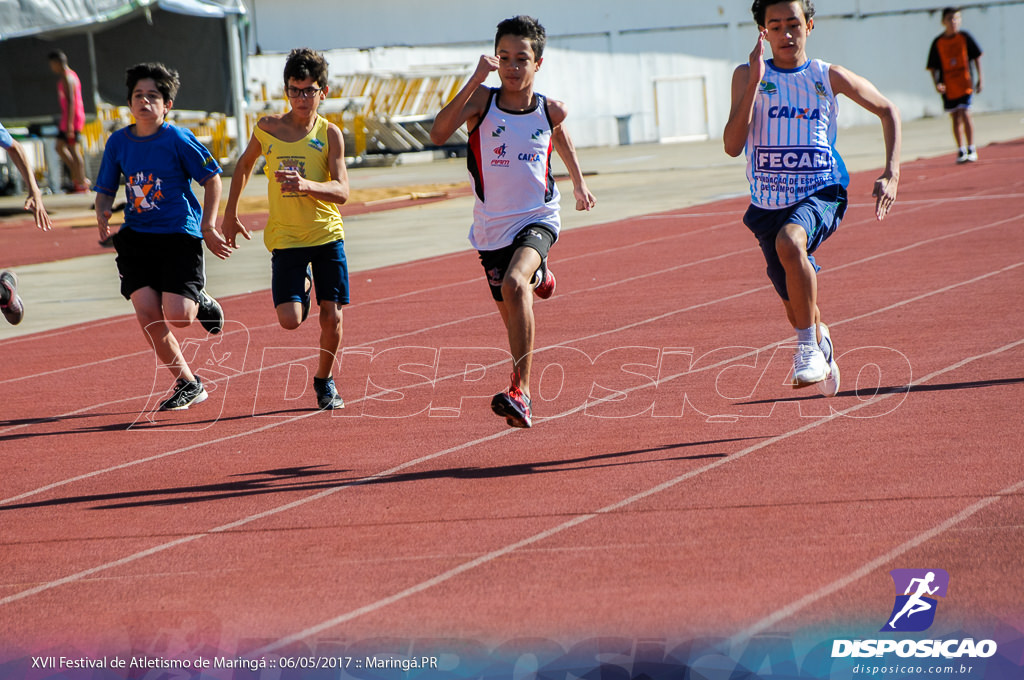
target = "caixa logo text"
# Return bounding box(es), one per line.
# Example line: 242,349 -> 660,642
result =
831,639 -> 997,659
768,105 -> 821,119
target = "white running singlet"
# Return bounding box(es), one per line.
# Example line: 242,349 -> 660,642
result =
467,88 -> 560,251
745,58 -> 849,209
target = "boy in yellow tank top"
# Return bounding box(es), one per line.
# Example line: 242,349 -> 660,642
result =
222,48 -> 350,410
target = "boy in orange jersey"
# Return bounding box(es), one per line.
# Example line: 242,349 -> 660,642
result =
926,7 -> 983,162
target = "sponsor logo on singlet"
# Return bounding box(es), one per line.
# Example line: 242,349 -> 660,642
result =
754,145 -> 832,173
491,142 -> 510,167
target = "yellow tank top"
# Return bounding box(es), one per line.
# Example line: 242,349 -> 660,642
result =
254,115 -> 344,251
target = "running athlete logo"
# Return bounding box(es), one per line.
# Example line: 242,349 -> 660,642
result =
127,171 -> 164,212
490,143 -> 510,167
881,569 -> 950,632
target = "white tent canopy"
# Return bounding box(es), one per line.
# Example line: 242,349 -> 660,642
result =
0,0 -> 244,41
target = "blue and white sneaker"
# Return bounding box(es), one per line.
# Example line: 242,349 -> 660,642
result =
313,375 -> 345,410
816,323 -> 841,397
792,342 -> 829,388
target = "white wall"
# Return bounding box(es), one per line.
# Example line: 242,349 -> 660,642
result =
244,0 -> 1023,148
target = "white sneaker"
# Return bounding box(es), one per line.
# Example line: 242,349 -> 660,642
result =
816,323 -> 841,397
792,342 -> 829,388
965,148 -> 978,162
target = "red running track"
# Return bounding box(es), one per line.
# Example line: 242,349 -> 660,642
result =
0,142 -> 1022,660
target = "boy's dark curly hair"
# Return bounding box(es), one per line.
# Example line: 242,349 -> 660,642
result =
751,0 -> 815,27
283,48 -> 329,89
495,15 -> 547,59
125,62 -> 180,103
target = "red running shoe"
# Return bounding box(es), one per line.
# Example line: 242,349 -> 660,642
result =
533,260 -> 556,300
491,373 -> 533,428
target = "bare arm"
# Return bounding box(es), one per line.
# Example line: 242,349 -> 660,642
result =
6,139 -> 52,231
95,192 -> 116,241
220,132 -> 264,248
972,56 -> 983,94
276,122 -> 349,204
830,64 -> 901,220
199,174 -> 231,260
723,30 -> 767,157
428,55 -> 496,145
547,99 -> 595,211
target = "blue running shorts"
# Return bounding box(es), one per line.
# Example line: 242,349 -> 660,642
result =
271,239 -> 350,307
742,184 -> 848,300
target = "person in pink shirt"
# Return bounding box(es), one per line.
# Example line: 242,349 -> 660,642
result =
48,50 -> 89,193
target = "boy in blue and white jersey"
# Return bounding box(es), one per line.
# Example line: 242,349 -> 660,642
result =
724,0 -> 901,396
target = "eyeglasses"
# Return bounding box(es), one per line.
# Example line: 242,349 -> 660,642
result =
286,86 -> 322,99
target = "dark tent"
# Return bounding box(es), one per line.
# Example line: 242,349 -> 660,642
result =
0,0 -> 248,122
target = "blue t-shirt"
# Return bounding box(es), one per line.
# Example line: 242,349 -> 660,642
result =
94,122 -> 221,237
0,122 -> 14,150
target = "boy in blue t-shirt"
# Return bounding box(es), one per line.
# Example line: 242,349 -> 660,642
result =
94,62 -> 231,411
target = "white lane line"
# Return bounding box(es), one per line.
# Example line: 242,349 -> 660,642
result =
1,251 -> 1019,509
729,477 -> 1024,647
251,337 -> 1024,654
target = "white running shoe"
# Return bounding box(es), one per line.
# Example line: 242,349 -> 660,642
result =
816,323 -> 841,397
791,342 -> 829,388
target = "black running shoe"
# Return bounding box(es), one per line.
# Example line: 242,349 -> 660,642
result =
159,375 -> 208,411
0,271 -> 24,325
490,373 -> 532,428
196,290 -> 224,334
301,265 -> 312,323
313,376 -> 345,410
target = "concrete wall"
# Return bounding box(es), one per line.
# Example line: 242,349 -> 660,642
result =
243,0 -> 1023,148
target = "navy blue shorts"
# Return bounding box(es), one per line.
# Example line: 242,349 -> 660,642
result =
478,224 -> 556,301
271,239 -> 350,307
743,184 -> 847,300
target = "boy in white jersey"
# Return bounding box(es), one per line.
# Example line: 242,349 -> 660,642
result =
223,48 -> 350,410
430,15 -> 596,429
724,0 -> 900,396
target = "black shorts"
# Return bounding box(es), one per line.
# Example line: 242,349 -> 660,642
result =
113,227 -> 205,301
942,93 -> 972,112
56,130 -> 82,145
478,224 -> 556,301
